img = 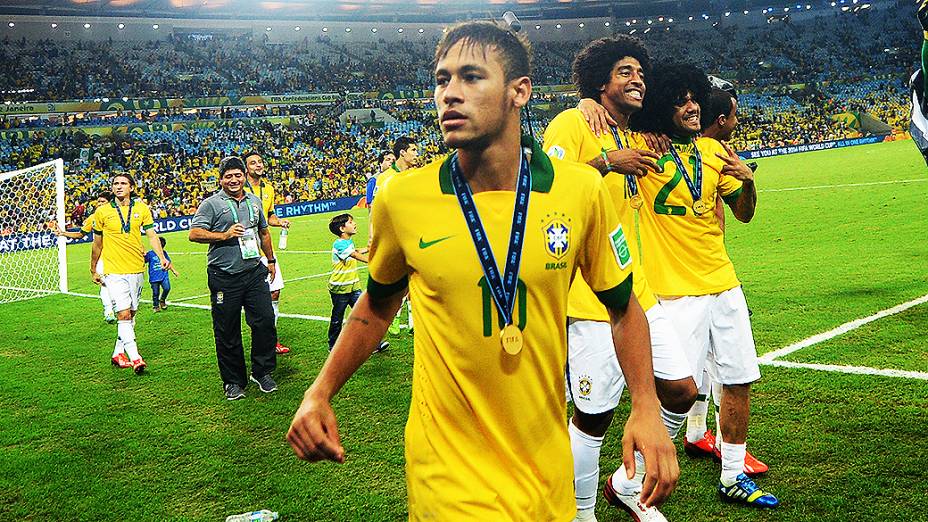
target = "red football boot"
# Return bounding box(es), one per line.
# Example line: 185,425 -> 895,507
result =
713,443 -> 769,476
111,353 -> 131,369
275,342 -> 291,355
131,357 -> 147,375
683,430 -> 717,459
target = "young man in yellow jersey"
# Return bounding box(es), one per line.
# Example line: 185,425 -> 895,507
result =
55,191 -> 116,323
90,174 -> 171,374
631,64 -> 778,508
544,37 -> 697,522
243,150 -> 291,355
288,21 -> 678,521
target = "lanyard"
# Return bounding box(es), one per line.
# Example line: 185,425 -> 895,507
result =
449,150 -> 531,328
668,142 -> 703,203
114,198 -> 134,234
226,198 -> 255,226
245,180 -> 264,203
391,163 -> 401,173
608,126 -> 638,199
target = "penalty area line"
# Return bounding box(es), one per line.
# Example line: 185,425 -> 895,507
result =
759,178 -> 928,193
760,360 -> 928,381
759,293 -> 928,363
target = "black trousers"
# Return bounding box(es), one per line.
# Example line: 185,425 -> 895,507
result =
328,289 -> 361,348
207,264 -> 277,387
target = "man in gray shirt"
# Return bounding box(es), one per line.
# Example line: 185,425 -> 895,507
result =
189,156 -> 279,401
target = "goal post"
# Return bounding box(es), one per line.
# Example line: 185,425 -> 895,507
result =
0,159 -> 68,303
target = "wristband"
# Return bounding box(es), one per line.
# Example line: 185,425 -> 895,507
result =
266,258 -> 276,263
600,150 -> 611,174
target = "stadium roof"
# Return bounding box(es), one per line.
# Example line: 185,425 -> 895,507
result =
0,0 -> 837,23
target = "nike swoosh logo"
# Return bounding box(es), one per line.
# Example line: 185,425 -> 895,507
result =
419,235 -> 454,249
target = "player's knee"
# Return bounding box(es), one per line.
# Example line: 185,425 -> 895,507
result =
116,309 -> 133,321
572,408 -> 615,437
656,377 -> 698,413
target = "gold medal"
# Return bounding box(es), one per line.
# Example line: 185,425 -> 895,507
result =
692,200 -> 708,215
630,194 -> 643,210
500,324 -> 523,355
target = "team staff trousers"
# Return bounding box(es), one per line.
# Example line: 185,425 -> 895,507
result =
207,264 -> 277,387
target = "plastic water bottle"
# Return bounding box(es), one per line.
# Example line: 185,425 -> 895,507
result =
225,510 -> 279,522
278,227 -> 288,250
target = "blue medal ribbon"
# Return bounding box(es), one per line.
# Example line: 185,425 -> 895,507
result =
668,141 -> 703,203
114,198 -> 134,234
449,150 -> 531,328
609,126 -> 639,200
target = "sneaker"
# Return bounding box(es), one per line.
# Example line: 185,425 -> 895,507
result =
388,317 -> 401,335
684,430 -> 717,459
275,342 -> 291,355
130,357 -> 147,375
572,508 -> 597,522
111,353 -> 131,369
375,340 -> 389,353
224,383 -> 245,401
250,373 -> 278,393
718,474 -> 779,508
603,478 -> 669,522
713,443 -> 769,476
104,312 -> 117,324
153,307 -> 161,313
159,300 -> 167,310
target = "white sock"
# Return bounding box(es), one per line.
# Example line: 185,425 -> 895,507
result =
118,320 -> 140,361
272,300 -> 280,326
406,300 -> 413,330
100,286 -> 113,315
686,373 -> 712,442
568,421 -> 603,511
112,337 -> 124,358
720,441 -> 747,485
660,406 -> 687,440
612,451 -> 646,494
713,381 -> 723,436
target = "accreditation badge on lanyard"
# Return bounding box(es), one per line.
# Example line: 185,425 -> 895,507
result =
450,149 -> 531,356
227,199 -> 261,260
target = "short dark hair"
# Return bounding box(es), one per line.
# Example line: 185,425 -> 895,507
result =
700,87 -> 736,131
434,21 -> 532,82
159,237 -> 166,247
630,62 -> 711,135
377,150 -> 394,164
218,156 -> 246,177
572,36 -> 651,101
393,136 -> 416,159
112,173 -> 136,187
96,191 -> 113,201
241,149 -> 262,162
328,213 -> 353,236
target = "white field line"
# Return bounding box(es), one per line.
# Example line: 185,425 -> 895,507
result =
759,293 -> 928,362
66,250 -> 330,265
760,360 -> 928,380
170,266 -> 368,303
759,178 -> 928,193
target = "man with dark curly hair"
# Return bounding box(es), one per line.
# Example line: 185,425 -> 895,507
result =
632,63 -> 779,509
544,37 -> 696,522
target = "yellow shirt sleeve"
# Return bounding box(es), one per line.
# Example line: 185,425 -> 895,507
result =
543,112 -> 586,163
702,139 -> 743,197
140,203 -> 155,230
367,181 -> 409,296
91,208 -> 104,233
80,216 -> 95,235
576,175 -> 634,308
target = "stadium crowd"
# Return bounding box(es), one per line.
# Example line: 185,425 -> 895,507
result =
0,1 -> 917,225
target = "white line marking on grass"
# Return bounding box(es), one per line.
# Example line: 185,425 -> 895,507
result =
759,178 -> 928,193
760,360 -> 928,380
759,293 -> 928,362
170,266 -> 368,303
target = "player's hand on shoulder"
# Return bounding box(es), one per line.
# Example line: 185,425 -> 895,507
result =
622,407 -> 679,508
641,133 -> 671,154
287,394 -> 345,464
715,142 -> 754,183
607,148 -> 662,177
577,98 -> 616,137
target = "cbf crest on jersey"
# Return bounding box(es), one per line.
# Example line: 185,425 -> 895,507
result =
543,213 -> 571,260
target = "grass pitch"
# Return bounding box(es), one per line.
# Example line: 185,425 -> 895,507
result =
1,139 -> 926,521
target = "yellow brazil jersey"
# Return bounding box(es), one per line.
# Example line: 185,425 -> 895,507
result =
91,198 -> 155,274
244,178 -> 276,217
637,137 -> 744,296
373,163 -> 402,201
543,108 -> 658,319
368,137 -> 632,522
80,215 -> 96,235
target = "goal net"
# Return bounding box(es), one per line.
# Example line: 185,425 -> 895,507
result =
0,159 -> 67,303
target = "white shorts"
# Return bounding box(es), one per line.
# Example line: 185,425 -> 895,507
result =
658,286 -> 761,387
103,273 -> 143,313
261,256 -> 284,292
566,305 -> 693,414
95,259 -> 104,275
